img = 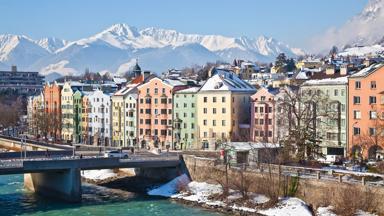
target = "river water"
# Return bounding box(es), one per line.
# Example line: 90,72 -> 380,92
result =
0,174 -> 223,216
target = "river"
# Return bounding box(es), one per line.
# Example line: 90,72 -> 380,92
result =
0,174 -> 223,216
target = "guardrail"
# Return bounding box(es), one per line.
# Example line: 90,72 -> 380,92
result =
0,135 -> 72,150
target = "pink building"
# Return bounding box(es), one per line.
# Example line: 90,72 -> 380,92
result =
250,87 -> 280,143
137,77 -> 187,149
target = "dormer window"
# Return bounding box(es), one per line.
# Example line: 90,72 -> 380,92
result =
261,96 -> 266,101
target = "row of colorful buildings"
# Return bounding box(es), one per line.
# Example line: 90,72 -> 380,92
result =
27,62 -> 384,159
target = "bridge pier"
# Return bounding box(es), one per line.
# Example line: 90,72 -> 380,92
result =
24,168 -> 81,202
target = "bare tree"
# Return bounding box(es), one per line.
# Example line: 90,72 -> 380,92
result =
277,87 -> 338,162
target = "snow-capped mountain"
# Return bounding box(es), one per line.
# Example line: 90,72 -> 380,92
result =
36,37 -> 68,52
0,23 -> 304,76
313,0 -> 384,52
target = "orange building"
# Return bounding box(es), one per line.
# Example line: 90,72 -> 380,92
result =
43,82 -> 62,141
348,63 -> 384,160
137,77 -> 186,149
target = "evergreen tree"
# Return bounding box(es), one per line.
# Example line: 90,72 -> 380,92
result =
286,58 -> 297,72
329,46 -> 339,57
274,53 -> 287,73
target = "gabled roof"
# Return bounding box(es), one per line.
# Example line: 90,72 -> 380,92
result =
113,84 -> 138,96
199,69 -> 255,92
350,63 -> 384,78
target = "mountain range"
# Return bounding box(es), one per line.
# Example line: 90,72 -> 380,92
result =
0,24 -> 304,76
313,0 -> 384,52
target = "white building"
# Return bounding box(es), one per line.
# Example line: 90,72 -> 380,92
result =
87,89 -> 112,146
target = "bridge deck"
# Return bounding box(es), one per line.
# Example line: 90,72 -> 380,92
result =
0,156 -> 180,175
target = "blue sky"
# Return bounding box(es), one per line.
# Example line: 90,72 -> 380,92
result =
1,0 -> 368,48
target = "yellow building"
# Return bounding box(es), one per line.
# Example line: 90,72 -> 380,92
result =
196,69 -> 256,150
61,82 -> 74,142
111,84 -> 138,147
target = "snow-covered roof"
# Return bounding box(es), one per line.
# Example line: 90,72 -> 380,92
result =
175,86 -> 200,94
113,84 -> 138,96
295,71 -> 309,80
302,76 -> 348,86
200,69 -> 255,92
113,77 -> 127,84
350,63 -> 384,78
224,142 -> 280,151
163,79 -> 186,87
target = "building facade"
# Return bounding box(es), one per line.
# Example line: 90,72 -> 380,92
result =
250,87 -> 280,143
111,84 -> 138,147
73,90 -> 83,144
43,82 -> 62,140
197,69 -> 256,150
87,90 -> 112,146
61,82 -> 74,142
348,63 -> 384,159
173,87 -> 199,150
301,77 -> 348,157
0,66 -> 44,95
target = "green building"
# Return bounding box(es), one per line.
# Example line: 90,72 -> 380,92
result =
301,76 -> 348,158
73,90 -> 83,144
173,87 -> 199,150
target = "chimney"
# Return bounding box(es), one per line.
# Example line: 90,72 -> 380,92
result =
144,71 -> 150,80
11,65 -> 17,72
325,65 -> 335,75
340,64 -> 348,75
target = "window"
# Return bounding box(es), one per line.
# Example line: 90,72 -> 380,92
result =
371,81 -> 377,89
183,103 -> 187,108
213,108 -> 217,114
203,132 -> 207,138
145,119 -> 151,124
154,88 -> 158,95
268,107 -> 272,113
369,128 -> 376,136
260,131 -> 264,137
191,123 -> 195,129
261,96 -> 266,101
254,107 -> 258,113
353,127 -> 360,135
369,96 -> 377,104
268,131 -> 272,137
255,130 -> 259,137
353,96 -> 360,104
145,109 -> 151,114
353,110 -> 361,119
213,97 -> 217,103
146,88 -> 150,94
222,97 -> 226,103
370,111 -> 377,119
162,88 -> 165,94
222,108 -> 226,113
254,119 -> 258,125
381,96 -> 384,104
260,119 -> 264,125
268,119 -> 272,125
154,98 -> 158,104
203,97 -> 207,103
341,89 -> 345,96
260,107 -> 264,113
222,120 -> 226,126
203,120 -> 207,125
334,89 -> 338,96
203,108 -> 207,114
213,120 -> 216,126
355,81 -> 361,89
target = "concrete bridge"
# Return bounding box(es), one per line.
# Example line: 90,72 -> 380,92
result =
0,156 -> 182,202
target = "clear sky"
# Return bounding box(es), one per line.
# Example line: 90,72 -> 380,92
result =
1,0 -> 368,48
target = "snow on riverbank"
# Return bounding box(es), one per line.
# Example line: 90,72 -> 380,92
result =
147,174 -> 190,197
81,169 -> 117,181
148,176 -> 313,215
259,197 -> 312,216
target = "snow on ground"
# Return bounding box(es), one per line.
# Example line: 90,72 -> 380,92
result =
317,206 -> 337,216
81,169 -> 117,181
258,197 -> 312,216
147,174 -> 190,197
148,177 -> 313,215
355,210 -> 378,216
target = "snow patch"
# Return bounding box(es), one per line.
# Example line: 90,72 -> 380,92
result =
81,169 -> 117,181
258,197 -> 312,216
147,174 -> 190,197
